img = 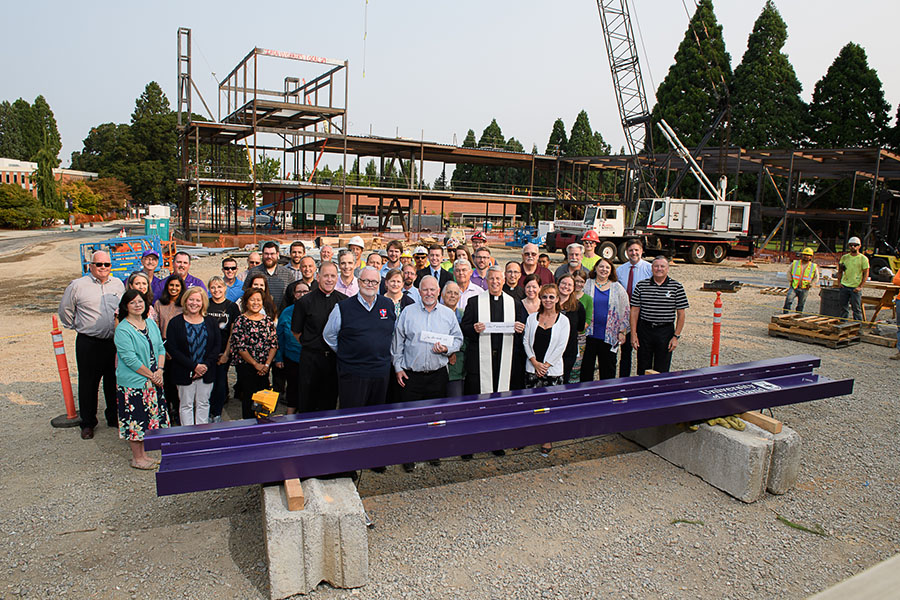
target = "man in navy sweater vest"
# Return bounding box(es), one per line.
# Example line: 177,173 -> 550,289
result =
323,267 -> 396,409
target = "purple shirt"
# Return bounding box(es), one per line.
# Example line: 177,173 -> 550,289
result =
470,270 -> 488,290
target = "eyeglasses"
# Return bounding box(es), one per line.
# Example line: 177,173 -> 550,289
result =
248,260 -> 261,266
359,279 -> 379,286
222,266 -> 237,271
848,243 -> 860,247
523,252 -> 537,256
93,262 -> 112,267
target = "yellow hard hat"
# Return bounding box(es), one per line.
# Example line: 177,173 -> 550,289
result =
801,247 -> 814,256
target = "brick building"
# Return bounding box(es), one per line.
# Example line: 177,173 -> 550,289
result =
0,157 -> 98,197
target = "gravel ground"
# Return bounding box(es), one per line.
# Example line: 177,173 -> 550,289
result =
1,229 -> 898,599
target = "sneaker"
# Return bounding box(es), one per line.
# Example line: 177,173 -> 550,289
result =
402,462 -> 416,473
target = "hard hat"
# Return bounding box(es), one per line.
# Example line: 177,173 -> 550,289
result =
581,230 -> 600,243
400,249 -> 413,258
414,245 -> 428,255
801,247 -> 814,256
470,231 -> 486,242
847,236 -> 861,246
445,237 -> 459,249
347,235 -> 365,249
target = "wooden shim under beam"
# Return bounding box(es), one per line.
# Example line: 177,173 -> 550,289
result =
739,411 -> 783,434
284,478 -> 305,511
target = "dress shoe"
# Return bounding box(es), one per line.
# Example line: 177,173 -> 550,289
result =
491,449 -> 506,457
371,466 -> 387,473
80,427 -> 94,440
402,462 -> 416,473
460,454 -> 474,461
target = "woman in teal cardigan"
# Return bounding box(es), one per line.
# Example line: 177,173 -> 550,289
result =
114,289 -> 170,470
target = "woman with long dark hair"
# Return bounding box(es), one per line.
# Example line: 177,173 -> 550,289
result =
153,274 -> 184,422
556,273 -> 586,383
274,281 -> 308,414
230,288 -> 278,419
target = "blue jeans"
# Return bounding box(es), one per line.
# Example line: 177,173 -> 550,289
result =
783,286 -> 809,313
838,286 -> 862,321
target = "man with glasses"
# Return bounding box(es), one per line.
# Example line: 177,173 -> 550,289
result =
452,259 -> 481,307
58,251 -> 125,440
518,243 -> 553,287
221,257 -> 244,302
837,236 -> 869,321
238,251 -> 262,283
471,247 -> 493,290
140,249 -> 165,300
323,267 -> 396,410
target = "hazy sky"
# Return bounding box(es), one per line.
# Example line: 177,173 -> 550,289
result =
4,0 -> 899,175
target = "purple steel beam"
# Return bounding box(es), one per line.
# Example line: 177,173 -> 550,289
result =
154,367 -> 852,495
145,354 -> 823,454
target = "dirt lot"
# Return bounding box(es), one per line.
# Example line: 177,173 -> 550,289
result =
0,227 -> 897,599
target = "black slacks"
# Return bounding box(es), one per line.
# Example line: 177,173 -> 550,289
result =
579,336 -> 617,382
338,372 -> 389,409
401,368 -> 448,403
75,333 -> 117,429
235,363 -> 270,419
618,333 -> 634,378
636,321 -> 675,375
298,349 -> 339,413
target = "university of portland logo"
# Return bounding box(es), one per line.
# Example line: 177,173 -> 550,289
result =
379,308 -> 388,319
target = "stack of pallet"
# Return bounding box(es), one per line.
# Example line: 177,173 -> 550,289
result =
767,313 -> 860,348
759,286 -> 789,296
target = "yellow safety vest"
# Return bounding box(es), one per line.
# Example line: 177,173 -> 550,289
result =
790,260 -> 817,289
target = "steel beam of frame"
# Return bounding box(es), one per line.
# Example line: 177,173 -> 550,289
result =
147,356 -> 852,496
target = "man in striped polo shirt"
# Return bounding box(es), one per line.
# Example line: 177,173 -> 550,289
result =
629,256 -> 688,375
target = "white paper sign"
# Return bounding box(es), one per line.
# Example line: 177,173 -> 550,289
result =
420,331 -> 454,347
482,321 -> 516,334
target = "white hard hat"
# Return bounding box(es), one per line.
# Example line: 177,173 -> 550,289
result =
347,235 -> 365,249
414,246 -> 428,255
847,236 -> 861,246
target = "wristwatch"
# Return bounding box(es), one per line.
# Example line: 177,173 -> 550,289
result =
673,334 -> 681,339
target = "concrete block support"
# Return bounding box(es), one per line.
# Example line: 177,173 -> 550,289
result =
262,477 -> 368,598
746,422 -> 802,494
622,423 -> 781,503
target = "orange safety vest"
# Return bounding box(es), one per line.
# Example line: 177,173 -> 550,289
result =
790,260 -> 817,289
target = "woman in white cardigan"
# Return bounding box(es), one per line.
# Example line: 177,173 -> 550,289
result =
523,283 -> 571,456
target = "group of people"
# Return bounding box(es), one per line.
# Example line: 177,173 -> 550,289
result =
59,232 -> 691,470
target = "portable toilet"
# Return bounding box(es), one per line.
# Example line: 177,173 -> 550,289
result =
144,217 -> 171,240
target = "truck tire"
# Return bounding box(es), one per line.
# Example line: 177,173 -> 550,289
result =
709,244 -> 727,263
688,243 -> 708,264
599,241 -> 617,261
617,241 -> 629,263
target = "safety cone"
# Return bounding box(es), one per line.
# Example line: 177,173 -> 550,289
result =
50,316 -> 81,428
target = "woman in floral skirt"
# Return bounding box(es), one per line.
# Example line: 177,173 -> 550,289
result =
114,289 -> 169,470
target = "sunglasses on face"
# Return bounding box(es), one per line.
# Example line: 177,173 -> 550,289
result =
93,262 -> 112,267
222,266 -> 237,271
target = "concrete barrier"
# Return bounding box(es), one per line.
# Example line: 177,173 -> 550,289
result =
262,477 -> 368,598
622,420 -> 801,503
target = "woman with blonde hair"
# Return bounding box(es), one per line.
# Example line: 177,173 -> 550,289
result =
164,287 -> 220,425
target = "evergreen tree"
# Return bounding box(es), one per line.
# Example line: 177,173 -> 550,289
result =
567,110 -> 606,156
30,96 -> 62,164
132,82 -> 171,121
363,159 -> 378,186
450,129 -> 477,190
888,104 -> 900,153
546,118 -> 568,155
807,42 -> 890,147
34,138 -> 60,211
651,0 -> 732,148
731,1 -> 804,148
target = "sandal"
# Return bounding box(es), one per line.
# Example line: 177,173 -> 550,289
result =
540,445 -> 553,457
130,459 -> 158,471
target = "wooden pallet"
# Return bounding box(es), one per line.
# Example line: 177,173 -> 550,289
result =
759,287 -> 789,296
860,332 -> 898,348
767,325 -> 860,349
770,314 -> 860,337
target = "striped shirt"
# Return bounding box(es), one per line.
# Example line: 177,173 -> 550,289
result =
631,276 -> 689,324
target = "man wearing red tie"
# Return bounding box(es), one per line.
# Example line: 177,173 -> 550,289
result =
615,239 -> 653,377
